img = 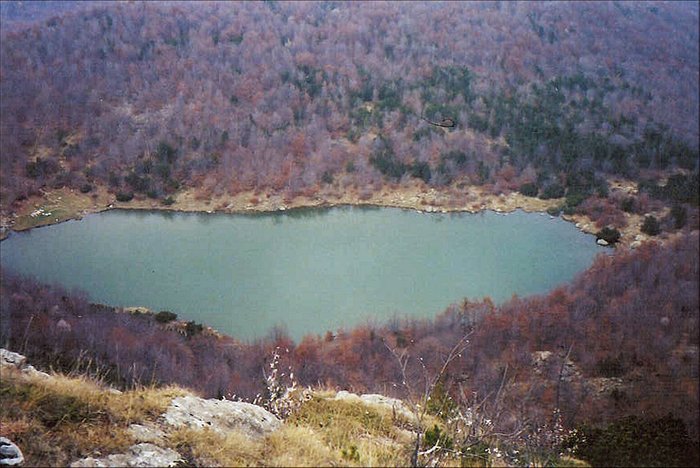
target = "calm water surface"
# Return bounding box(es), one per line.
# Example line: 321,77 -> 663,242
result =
0,207 -> 604,340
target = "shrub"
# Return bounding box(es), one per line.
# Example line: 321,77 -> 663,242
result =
670,204 -> 687,229
641,215 -> 661,236
596,356 -> 625,377
424,424 -> 453,451
563,415 -> 699,467
519,182 -> 539,197
596,226 -> 621,244
620,196 -> 635,213
80,184 -> 93,194
185,321 -> 203,337
565,190 -> 586,208
115,191 -> 134,202
321,171 -> 334,185
540,183 -> 565,199
411,160 -> 432,183
546,205 -> 562,216
162,196 -> 175,206
154,311 -> 178,323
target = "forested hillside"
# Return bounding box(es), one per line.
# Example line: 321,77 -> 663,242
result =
1,1 -> 698,211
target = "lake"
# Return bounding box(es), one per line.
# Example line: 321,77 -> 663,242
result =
0,207 -> 605,341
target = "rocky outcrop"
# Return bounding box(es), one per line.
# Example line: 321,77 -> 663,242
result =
128,424 -> 166,444
162,395 -> 281,438
0,438 -> 24,467
70,443 -> 181,467
0,349 -> 26,368
0,348 -> 50,380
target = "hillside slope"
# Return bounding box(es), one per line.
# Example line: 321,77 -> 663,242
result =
1,1 -> 697,211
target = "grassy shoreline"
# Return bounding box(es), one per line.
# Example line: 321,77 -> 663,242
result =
0,180 -> 675,247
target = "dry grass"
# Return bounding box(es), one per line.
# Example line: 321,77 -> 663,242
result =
167,427 -> 263,467
0,364 -> 587,466
264,426 -> 338,466
0,365 -> 189,466
10,187 -> 112,231
164,395 -> 416,467
281,396 -> 415,466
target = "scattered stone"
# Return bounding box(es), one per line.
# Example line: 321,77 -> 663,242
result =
630,240 -> 642,249
0,437 -> 24,466
71,443 -> 181,467
596,238 -> 609,246
162,396 -> 281,438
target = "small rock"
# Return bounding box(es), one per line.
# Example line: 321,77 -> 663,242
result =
71,443 -> 181,467
630,240 -> 642,249
0,437 -> 24,466
57,319 -> 72,333
596,238 -> 609,246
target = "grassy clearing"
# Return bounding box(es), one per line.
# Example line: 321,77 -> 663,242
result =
11,187 -> 112,231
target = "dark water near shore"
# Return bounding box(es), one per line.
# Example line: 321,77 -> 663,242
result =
0,207 -> 604,340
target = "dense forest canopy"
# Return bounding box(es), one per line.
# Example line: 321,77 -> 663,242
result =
1,1 -> 698,208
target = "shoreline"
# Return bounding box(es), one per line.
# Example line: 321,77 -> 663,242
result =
0,181 -> 679,247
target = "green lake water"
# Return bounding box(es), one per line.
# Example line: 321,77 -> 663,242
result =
0,207 -> 605,341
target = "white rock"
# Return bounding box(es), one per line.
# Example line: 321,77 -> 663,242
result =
0,437 -> 24,466
71,443 -> 181,467
22,364 -> 51,380
0,349 -> 26,368
596,238 -> 609,246
162,396 -> 281,438
128,424 -> 165,444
